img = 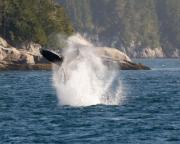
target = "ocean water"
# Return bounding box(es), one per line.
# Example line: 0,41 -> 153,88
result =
0,59 -> 180,144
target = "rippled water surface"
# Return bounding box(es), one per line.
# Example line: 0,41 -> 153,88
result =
0,59 -> 180,143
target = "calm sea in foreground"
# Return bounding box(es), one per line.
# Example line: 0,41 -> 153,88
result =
0,59 -> 180,144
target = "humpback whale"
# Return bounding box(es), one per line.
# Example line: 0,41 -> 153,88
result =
40,49 -> 64,66
40,49 -> 68,82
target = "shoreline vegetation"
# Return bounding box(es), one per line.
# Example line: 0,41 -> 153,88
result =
3,0 -> 179,70
0,0 -> 73,46
0,0 -> 150,71
60,0 -> 180,58
0,0 -> 69,71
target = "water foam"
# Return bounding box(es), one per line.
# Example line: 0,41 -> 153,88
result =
52,34 -> 124,106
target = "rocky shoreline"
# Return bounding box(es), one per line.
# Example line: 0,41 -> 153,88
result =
0,37 -> 150,71
0,63 -> 52,71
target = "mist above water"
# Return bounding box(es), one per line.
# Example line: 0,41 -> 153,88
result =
52,34 -> 124,106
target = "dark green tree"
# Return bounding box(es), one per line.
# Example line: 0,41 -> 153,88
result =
60,0 -> 180,56
0,0 -> 74,46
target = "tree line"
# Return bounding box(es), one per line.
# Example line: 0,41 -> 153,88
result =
60,0 -> 180,56
0,0 -> 73,46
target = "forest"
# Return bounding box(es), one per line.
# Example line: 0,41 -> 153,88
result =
0,0 -> 73,46
60,0 -> 180,57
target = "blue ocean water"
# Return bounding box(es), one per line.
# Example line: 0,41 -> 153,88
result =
0,59 -> 180,144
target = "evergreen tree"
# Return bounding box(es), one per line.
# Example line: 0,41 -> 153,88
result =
0,0 -> 74,46
60,0 -> 180,55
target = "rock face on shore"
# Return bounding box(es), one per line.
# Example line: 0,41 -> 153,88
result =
0,37 -> 150,70
95,47 -> 150,70
0,37 -> 50,70
96,47 -> 132,62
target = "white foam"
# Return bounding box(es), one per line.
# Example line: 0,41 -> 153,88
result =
52,34 -> 125,106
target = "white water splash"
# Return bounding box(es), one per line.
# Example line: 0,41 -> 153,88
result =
52,34 -> 125,106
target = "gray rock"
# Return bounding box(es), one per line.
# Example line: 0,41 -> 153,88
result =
0,37 -> 150,70
94,47 -> 150,70
0,37 -> 9,48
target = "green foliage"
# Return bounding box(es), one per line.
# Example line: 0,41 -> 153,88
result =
60,0 -> 180,53
0,0 -> 74,46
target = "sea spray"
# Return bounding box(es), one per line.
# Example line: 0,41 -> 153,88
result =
52,34 -> 124,106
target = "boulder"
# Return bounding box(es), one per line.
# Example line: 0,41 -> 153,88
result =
0,37 -> 9,48
0,47 -> 7,60
0,37 -> 48,70
20,41 -> 47,64
94,47 -> 149,70
140,47 -> 164,58
172,49 -> 180,58
20,41 -> 42,56
95,47 -> 132,62
19,53 -> 35,64
4,48 -> 21,62
0,46 -> 35,65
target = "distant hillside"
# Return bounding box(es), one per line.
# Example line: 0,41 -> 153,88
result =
59,0 -> 180,58
0,0 -> 73,46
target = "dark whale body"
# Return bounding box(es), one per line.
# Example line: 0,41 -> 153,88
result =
40,49 -> 63,65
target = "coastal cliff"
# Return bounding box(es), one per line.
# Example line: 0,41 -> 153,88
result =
0,37 -> 150,70
0,37 -> 51,70
60,0 -> 180,58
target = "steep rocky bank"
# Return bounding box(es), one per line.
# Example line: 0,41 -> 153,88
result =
60,0 -> 180,57
0,37 -> 150,70
95,47 -> 150,70
0,37 -> 50,70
